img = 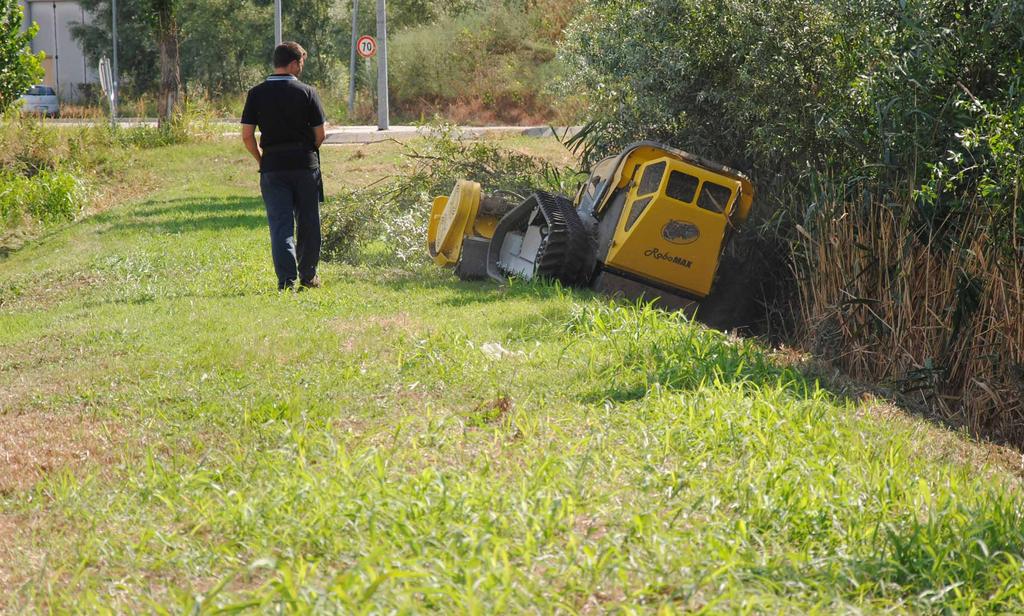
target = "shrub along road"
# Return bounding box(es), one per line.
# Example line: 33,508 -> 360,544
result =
1,137 -> 1023,612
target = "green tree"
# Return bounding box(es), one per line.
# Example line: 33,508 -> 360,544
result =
150,0 -> 181,126
74,0 -> 342,95
70,0 -> 526,102
179,0 -> 268,96
0,0 -> 45,112
71,0 -> 159,97
280,0 -> 344,86
560,0 -> 1024,224
70,0 -> 181,124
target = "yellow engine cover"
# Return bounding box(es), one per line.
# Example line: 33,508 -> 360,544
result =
604,156 -> 743,298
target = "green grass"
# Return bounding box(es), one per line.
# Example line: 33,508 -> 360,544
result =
2,138 -> 1024,613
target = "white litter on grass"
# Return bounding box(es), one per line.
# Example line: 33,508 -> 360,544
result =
480,342 -> 525,360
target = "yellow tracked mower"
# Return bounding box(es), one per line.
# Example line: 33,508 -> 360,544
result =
426,141 -> 754,311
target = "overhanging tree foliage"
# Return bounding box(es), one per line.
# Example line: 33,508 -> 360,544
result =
560,0 -> 1024,223
0,0 -> 44,112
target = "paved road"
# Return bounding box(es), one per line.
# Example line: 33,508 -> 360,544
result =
320,125 -> 578,144
41,118 -> 579,144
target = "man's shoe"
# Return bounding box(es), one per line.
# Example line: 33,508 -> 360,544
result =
300,275 -> 321,289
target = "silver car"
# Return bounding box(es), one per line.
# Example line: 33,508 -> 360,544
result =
21,85 -> 60,117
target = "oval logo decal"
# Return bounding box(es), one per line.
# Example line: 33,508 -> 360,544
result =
662,220 -> 700,245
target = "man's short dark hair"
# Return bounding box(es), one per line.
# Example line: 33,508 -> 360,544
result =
273,41 -> 307,68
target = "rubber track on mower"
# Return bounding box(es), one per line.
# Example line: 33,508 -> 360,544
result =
529,191 -> 592,286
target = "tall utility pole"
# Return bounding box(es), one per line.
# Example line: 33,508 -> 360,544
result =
274,0 -> 282,45
347,0 -> 358,116
111,0 -> 119,125
375,0 -> 388,130
52,2 -> 60,94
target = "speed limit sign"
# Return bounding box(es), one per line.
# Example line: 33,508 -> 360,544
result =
356,35 -> 377,58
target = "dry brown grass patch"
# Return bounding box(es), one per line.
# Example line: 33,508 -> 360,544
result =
0,511 -> 44,610
331,312 -> 425,353
397,96 -> 557,127
0,410 -> 125,494
0,270 -> 103,311
0,334 -> 114,415
573,514 -> 608,541
320,141 -> 406,189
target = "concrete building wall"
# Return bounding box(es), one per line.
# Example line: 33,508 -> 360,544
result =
19,1 -> 99,103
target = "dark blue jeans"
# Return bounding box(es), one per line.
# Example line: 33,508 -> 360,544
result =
259,169 -> 321,289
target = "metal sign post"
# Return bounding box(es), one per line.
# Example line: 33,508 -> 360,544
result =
99,57 -> 115,128
111,0 -> 119,127
98,58 -> 108,95
356,36 -> 377,117
274,0 -> 283,45
367,57 -> 373,107
375,0 -> 389,131
348,0 -> 358,117
52,3 -> 60,93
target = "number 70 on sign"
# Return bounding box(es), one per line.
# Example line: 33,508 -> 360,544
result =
356,35 -> 377,58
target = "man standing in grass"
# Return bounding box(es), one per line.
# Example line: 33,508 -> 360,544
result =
241,41 -> 327,290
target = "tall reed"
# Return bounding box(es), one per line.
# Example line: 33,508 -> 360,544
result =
794,190 -> 1023,442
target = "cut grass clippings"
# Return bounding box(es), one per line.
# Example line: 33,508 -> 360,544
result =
1,137 -> 1023,612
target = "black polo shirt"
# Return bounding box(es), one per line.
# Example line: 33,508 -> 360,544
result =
241,74 -> 326,172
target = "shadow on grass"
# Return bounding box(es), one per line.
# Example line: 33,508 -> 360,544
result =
2,197 -> 266,263
553,299 -> 821,407
0,219 -> 80,263
94,197 -> 267,234
377,271 -> 583,308
70,285 -> 274,312
579,362 -> 815,406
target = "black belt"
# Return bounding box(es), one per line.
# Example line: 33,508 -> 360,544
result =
262,140 -> 309,151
